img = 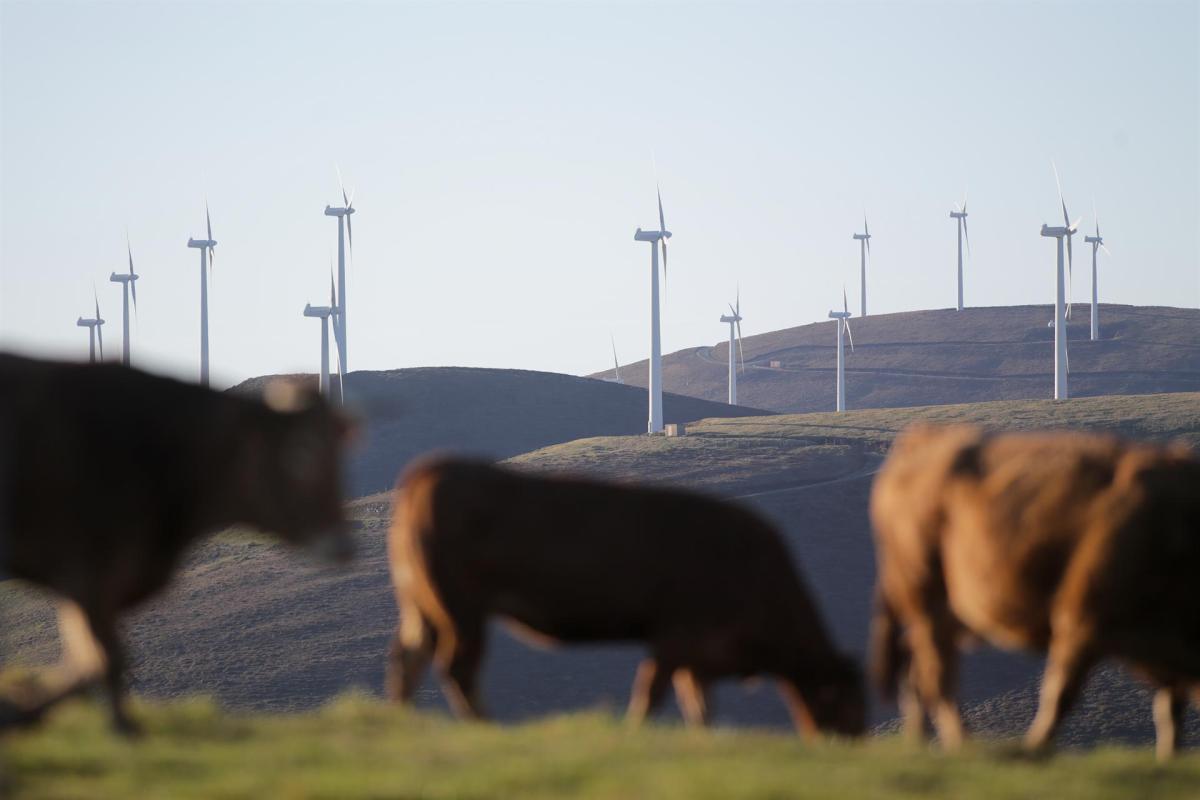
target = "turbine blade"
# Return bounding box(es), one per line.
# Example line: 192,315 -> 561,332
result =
657,184 -> 666,233
843,285 -> 849,316
660,238 -> 667,279
330,269 -> 337,307
337,164 -> 347,205
962,216 -> 971,256
961,186 -> 968,214
1100,243 -> 1112,257
736,320 -> 745,373
953,202 -> 962,214
206,201 -> 213,242
346,212 -> 354,256
845,318 -> 855,352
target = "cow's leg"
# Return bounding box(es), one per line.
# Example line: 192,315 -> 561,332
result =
385,603 -> 437,704
626,658 -> 672,727
907,616 -> 963,751
672,669 -> 710,728
898,668 -> 928,743
1024,628 -> 1096,754
56,599 -> 106,686
1152,685 -> 1189,763
434,617 -> 487,721
81,605 -> 138,736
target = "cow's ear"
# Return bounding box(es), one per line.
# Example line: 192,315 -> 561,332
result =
263,379 -> 312,413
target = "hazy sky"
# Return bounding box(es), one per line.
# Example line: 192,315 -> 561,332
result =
2,0 -> 1196,388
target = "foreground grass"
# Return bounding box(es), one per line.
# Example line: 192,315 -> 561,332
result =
3,697 -> 1198,800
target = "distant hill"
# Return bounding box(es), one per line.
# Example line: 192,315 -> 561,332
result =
5,393 -> 1196,746
595,305 -> 1200,414
231,367 -> 769,497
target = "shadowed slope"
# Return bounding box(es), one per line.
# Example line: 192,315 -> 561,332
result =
596,305 -> 1200,413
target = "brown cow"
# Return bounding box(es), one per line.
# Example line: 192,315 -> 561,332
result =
386,457 -> 865,738
870,423 -> 1200,759
0,354 -> 357,734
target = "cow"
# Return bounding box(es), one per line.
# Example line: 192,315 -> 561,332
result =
870,423 -> 1200,760
385,457 -> 865,739
0,354 -> 357,734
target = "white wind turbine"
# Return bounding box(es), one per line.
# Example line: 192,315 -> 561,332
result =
76,288 -> 105,364
949,190 -> 970,310
854,214 -> 872,317
108,238 -> 139,366
1084,202 -> 1111,341
303,273 -> 340,399
1041,163 -> 1080,400
633,184 -> 671,433
187,203 -> 217,386
828,287 -> 855,412
719,289 -> 745,405
325,169 -> 356,376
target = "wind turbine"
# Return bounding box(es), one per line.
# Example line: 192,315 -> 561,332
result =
1084,203 -> 1111,341
76,288 -> 105,364
187,203 -> 217,386
302,274 -> 339,398
1041,163 -> 1080,400
853,214 -> 871,317
719,289 -> 744,405
325,169 -> 356,376
950,190 -> 970,310
610,334 -> 623,384
109,238 -> 139,366
633,184 -> 671,434
828,287 -> 855,412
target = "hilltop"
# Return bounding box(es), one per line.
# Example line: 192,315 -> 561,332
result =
231,366 -> 768,497
596,305 -> 1200,413
4,392 -> 1196,747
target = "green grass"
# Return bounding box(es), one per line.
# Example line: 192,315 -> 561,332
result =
4,697 -> 1199,800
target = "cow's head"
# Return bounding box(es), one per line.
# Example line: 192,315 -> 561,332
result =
235,381 -> 360,562
793,653 -> 866,739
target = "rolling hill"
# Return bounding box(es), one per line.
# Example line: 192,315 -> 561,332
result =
595,305 -> 1200,414
231,366 -> 769,497
4,392 -> 1196,748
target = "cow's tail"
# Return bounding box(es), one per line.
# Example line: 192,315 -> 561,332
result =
869,587 -> 906,701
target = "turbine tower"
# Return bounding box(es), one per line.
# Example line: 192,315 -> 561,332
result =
109,239 -> 138,366
719,289 -> 744,405
302,274 -> 339,398
949,191 -> 970,310
324,169 -> 355,376
1041,164 -> 1080,400
1084,205 -> 1111,341
633,184 -> 671,434
76,289 -> 105,364
828,287 -> 855,412
853,214 -> 871,317
187,204 -> 217,386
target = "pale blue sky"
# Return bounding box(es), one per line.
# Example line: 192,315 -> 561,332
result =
2,0 -> 1196,388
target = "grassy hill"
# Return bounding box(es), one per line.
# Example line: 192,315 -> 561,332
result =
595,305 -> 1200,414
4,393 -> 1196,750
4,698 -> 1198,800
232,367 -> 769,497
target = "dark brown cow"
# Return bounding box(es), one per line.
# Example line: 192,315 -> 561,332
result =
0,354 -> 357,733
385,457 -> 864,738
870,423 -> 1200,759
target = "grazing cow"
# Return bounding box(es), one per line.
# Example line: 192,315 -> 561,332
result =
0,354 -> 357,733
386,457 -> 864,738
870,423 -> 1200,759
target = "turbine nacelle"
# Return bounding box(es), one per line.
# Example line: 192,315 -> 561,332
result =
187,238 -> 217,248
1040,224 -> 1073,238
304,303 -> 334,318
1084,235 -> 1103,245
828,311 -> 852,320
109,272 -> 139,283
949,210 -> 968,219
77,317 -> 102,327
634,227 -> 671,242
852,233 -> 871,241
324,205 -> 355,217
719,314 -> 741,323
